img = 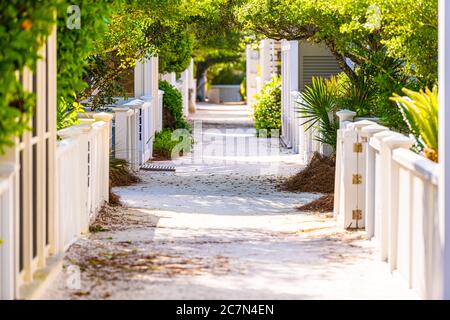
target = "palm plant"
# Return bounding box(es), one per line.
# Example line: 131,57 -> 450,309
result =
296,76 -> 339,151
390,86 -> 438,162
339,71 -> 377,116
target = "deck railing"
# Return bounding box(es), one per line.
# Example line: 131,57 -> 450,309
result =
334,113 -> 442,299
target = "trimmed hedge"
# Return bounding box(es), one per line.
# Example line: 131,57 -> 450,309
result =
159,80 -> 190,130
252,75 -> 282,137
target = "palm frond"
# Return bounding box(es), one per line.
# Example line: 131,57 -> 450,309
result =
390,85 -> 438,161
295,77 -> 339,151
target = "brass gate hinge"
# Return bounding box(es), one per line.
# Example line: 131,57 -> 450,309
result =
352,174 -> 362,184
353,143 -> 363,153
352,209 -> 362,220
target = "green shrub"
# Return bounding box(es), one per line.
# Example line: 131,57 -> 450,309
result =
252,75 -> 281,137
157,27 -> 194,74
391,86 -> 438,162
153,129 -> 179,160
159,80 -> 191,130
0,1 -> 57,153
153,128 -> 192,160
336,72 -> 376,117
297,77 -> 339,151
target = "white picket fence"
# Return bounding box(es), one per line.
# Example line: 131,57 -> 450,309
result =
334,113 -> 442,299
111,96 -> 163,171
0,114 -> 112,300
56,114 -> 112,251
0,162 -> 17,300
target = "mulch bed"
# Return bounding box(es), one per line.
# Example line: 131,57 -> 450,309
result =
109,158 -> 141,206
109,188 -> 122,207
280,152 -> 336,213
281,152 -> 335,194
110,159 -> 141,188
151,153 -> 172,162
297,194 -> 334,213
89,205 -> 157,232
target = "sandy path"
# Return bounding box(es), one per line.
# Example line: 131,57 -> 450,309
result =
41,103 -> 417,300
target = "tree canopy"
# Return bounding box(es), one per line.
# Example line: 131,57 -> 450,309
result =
0,1 -> 57,151
236,0 -> 437,85
1,0 -> 438,149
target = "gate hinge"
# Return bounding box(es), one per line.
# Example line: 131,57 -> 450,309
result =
353,143 -> 363,153
352,174 -> 362,184
352,209 -> 362,220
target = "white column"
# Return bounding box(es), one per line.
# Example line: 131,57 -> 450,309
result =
438,0 -> 450,300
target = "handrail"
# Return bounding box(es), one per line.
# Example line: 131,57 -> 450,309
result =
392,148 -> 439,186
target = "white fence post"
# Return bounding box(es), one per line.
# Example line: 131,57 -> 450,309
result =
337,120 -> 374,229
57,126 -> 84,250
336,110 -> 356,128
334,110 -> 356,222
381,135 -> 415,271
138,97 -> 154,162
93,113 -> 114,204
371,131 -> 407,260
361,124 -> 388,239
112,107 -> 134,163
122,100 -> 144,170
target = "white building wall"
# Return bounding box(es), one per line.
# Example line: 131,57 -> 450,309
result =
246,45 -> 259,106
438,0 -> 450,300
281,40 -> 341,160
